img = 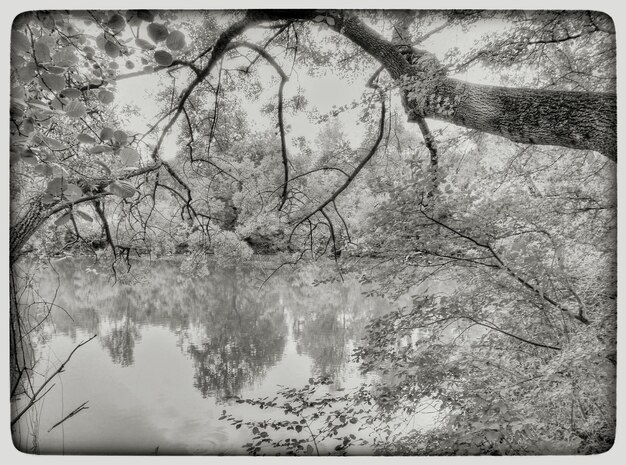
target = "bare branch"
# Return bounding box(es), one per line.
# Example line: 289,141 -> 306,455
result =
11,334 -> 97,427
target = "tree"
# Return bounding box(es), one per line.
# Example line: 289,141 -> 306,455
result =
9,9 -> 616,265
10,9 -> 616,454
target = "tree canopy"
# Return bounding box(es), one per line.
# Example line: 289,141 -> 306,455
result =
10,9 -> 616,455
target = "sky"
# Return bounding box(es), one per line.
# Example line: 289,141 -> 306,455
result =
112,11 -> 509,161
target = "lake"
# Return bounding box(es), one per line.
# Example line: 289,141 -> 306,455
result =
11,257 -> 435,455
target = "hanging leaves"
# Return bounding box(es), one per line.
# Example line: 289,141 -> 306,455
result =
75,210 -> 93,222
34,40 -> 51,62
39,73 -> 65,92
46,177 -> 68,196
119,147 -> 140,167
154,50 -> 173,66
166,30 -> 186,51
107,13 -> 126,33
94,160 -> 111,175
33,163 -> 53,177
104,40 -> 121,58
100,127 -> 114,141
108,180 -> 136,198
63,183 -> 83,202
65,100 -> 87,118
135,38 -> 156,51
89,144 -> 113,154
20,149 -> 38,164
98,89 -> 115,104
54,212 -> 72,226
137,10 -> 155,22
113,130 -> 128,146
60,88 -> 82,100
77,133 -> 96,144
52,48 -> 79,67
147,23 -> 169,43
11,31 -> 30,54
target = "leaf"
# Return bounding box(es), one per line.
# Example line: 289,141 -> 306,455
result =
60,88 -> 82,100
55,212 -> 72,226
39,73 -> 65,92
125,60 -> 135,69
100,127 -> 114,141
485,430 -> 500,442
147,23 -> 169,43
77,133 -> 96,144
154,50 -> 173,66
42,136 -> 66,150
119,147 -> 140,167
46,177 -> 68,196
98,89 -> 115,104
107,13 -> 126,33
135,38 -> 155,50
137,10 -> 155,22
75,211 -> 93,222
21,118 -> 34,135
65,100 -> 87,118
64,184 -> 83,201
33,163 -> 52,177
313,15 -> 326,22
46,66 -> 66,75
113,130 -> 128,146
104,40 -> 120,58
94,160 -> 112,175
326,17 -> 336,26
41,193 -> 57,204
89,144 -> 113,154
108,180 -> 136,198
11,31 -> 31,54
306,445 -> 313,455
295,425 -> 302,433
52,48 -> 79,67
34,41 -> 51,62
166,30 -> 186,51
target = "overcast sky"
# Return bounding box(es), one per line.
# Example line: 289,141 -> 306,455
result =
112,12 -> 508,161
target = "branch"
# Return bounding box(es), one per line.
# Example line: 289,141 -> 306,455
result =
47,401 -> 89,432
11,334 -> 97,427
226,41 -> 290,210
464,316 -> 562,351
419,209 -> 590,325
289,85 -> 387,240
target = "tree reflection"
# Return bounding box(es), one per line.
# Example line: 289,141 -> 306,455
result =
185,270 -> 288,400
100,316 -> 140,367
27,259 -> 391,399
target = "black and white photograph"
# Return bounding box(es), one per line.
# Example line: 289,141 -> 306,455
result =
7,3 -> 619,457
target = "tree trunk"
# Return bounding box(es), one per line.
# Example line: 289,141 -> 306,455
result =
10,195 -> 46,266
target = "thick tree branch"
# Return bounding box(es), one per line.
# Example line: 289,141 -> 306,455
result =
256,10 -> 616,159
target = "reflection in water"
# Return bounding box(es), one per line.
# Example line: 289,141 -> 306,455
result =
13,258 -> 393,454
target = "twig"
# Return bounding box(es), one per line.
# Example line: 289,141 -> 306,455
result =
47,401 -> 89,432
11,334 -> 97,427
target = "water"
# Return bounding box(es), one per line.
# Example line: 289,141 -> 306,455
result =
12,258 -> 398,455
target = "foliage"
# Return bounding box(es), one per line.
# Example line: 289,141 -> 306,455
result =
10,9 -> 616,456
